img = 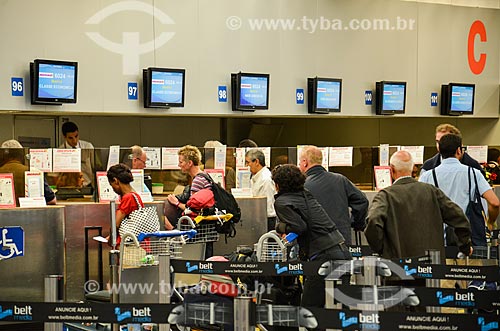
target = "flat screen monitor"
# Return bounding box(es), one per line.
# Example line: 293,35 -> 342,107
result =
231,72 -> 270,111
440,83 -> 475,116
375,81 -> 407,115
30,59 -> 78,105
307,77 -> 342,113
143,67 -> 185,108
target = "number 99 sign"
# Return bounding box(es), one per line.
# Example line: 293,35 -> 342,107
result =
296,89 -> 304,104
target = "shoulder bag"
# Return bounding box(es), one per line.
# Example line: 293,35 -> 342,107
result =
465,167 -> 488,246
119,193 -> 160,238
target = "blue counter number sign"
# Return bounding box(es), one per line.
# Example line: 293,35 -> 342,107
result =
128,82 -> 138,100
431,92 -> 438,107
11,78 -> 23,97
296,89 -> 304,104
0,227 -> 24,260
365,91 -> 373,105
218,86 -> 227,102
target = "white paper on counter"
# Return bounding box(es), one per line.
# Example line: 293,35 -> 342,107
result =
379,144 -> 390,166
29,148 -> 52,172
235,148 -> 246,167
466,145 -> 488,164
329,147 -> 353,167
96,172 -> 119,202
143,147 -> 161,169
399,146 -> 425,165
19,197 -> 46,208
214,146 -> 227,170
374,166 -> 392,190
236,167 -> 251,189
161,147 -> 180,169
107,145 -> 120,170
24,171 -> 44,198
0,174 -> 16,208
131,169 -> 144,193
53,149 -> 81,172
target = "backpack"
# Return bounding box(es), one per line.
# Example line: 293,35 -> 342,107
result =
198,172 -> 241,237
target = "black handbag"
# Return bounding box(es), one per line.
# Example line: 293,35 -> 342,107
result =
465,167 -> 487,246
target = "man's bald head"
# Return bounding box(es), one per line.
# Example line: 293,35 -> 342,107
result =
299,145 -> 323,172
390,150 -> 414,177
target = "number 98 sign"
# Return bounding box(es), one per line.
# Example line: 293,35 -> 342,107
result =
218,86 -> 227,103
11,78 -> 23,97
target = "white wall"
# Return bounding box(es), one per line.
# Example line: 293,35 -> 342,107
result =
0,0 -> 498,118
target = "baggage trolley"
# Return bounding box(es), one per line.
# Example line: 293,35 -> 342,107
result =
119,230 -> 197,305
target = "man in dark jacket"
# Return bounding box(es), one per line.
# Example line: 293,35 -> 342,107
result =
272,164 -> 351,310
365,150 -> 472,262
299,145 -> 368,244
421,123 -> 484,176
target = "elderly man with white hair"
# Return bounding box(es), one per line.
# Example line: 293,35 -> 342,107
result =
365,150 -> 472,262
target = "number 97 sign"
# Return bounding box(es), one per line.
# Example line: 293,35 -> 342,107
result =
11,78 -> 23,97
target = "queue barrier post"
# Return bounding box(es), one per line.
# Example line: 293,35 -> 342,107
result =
44,274 -> 63,331
234,296 -> 253,331
425,249 -> 441,313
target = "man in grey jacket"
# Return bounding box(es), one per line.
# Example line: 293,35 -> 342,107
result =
299,145 -> 368,244
365,150 -> 472,262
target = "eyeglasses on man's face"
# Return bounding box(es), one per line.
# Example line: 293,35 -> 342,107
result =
134,157 -> 147,164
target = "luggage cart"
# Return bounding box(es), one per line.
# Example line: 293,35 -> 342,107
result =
120,230 -> 191,269
168,231 -> 317,330
119,230 -> 196,330
65,230 -> 197,331
256,231 -> 298,262
178,215 -> 220,244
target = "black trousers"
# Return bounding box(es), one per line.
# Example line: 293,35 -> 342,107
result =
267,216 -> 277,232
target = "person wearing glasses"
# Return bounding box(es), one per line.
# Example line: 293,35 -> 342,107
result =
245,149 -> 276,231
421,123 -> 484,176
131,145 -> 147,169
130,145 -> 153,195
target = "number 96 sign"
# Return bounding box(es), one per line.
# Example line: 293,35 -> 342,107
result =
11,78 -> 23,97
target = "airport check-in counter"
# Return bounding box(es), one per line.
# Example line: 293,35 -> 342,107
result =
61,201 -> 165,301
213,196 -> 267,255
0,206 -> 65,302
0,197 -> 267,302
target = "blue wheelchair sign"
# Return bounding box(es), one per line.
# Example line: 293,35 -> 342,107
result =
0,227 -> 24,260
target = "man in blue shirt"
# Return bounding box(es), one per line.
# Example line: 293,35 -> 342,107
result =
419,134 -> 499,245
421,123 -> 484,176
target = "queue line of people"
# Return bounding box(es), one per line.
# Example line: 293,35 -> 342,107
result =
1,121 -> 497,315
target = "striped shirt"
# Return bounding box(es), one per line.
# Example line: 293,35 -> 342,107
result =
190,173 -> 212,194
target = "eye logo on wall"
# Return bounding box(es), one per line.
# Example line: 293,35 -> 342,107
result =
85,0 -> 176,75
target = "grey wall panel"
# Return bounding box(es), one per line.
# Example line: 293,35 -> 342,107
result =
0,207 -> 65,301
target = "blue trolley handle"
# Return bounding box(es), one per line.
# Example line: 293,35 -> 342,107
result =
285,232 -> 298,243
137,230 -> 197,242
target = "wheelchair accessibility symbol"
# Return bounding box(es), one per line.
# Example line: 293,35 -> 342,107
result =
0,227 -> 24,260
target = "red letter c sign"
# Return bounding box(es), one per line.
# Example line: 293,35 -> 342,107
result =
468,20 -> 487,75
